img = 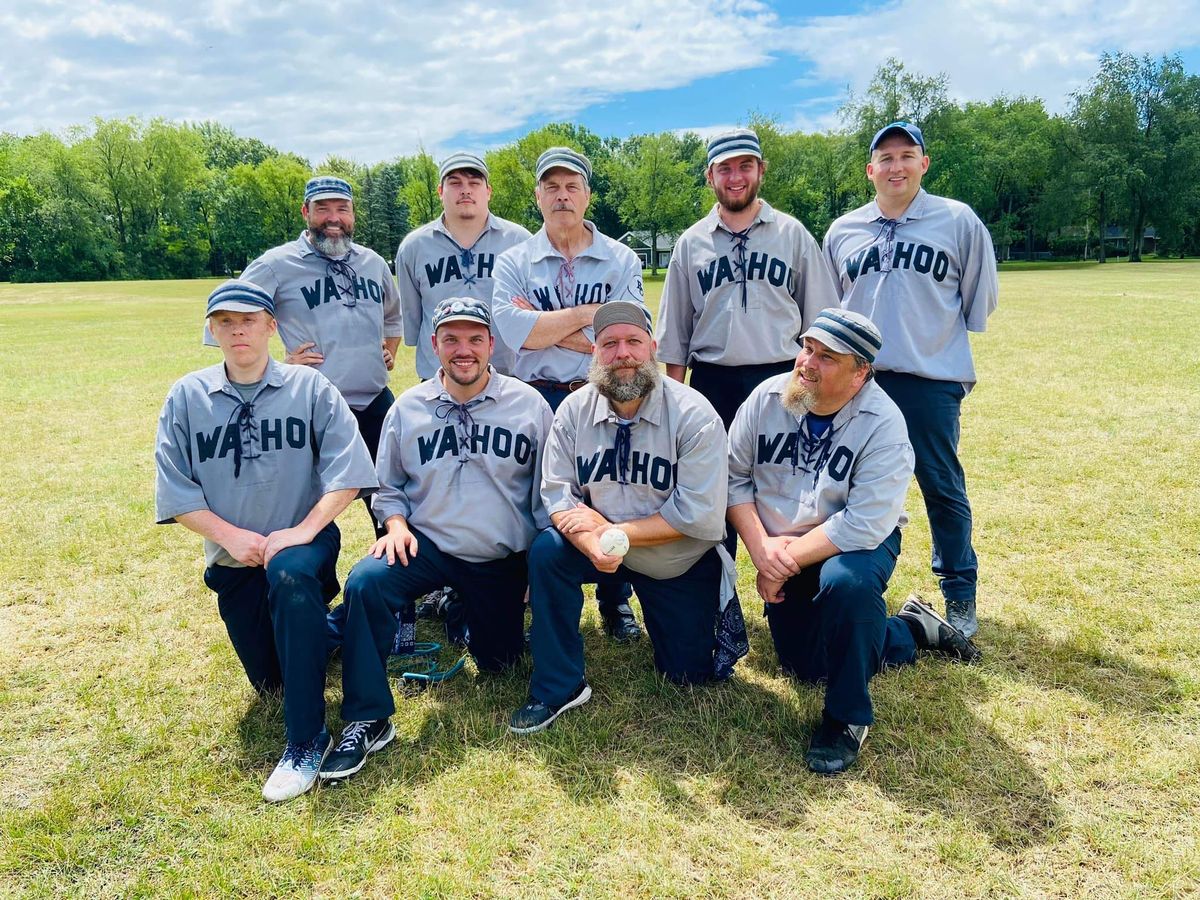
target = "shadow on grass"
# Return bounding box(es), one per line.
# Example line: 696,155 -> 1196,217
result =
220,606 -> 1181,850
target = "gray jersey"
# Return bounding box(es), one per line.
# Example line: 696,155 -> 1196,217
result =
492,223 -> 647,383
155,358 -> 378,568
656,201 -> 839,368
371,368 -> 553,564
728,375 -> 913,552
823,189 -> 998,385
541,377 -> 727,580
206,232 -> 402,410
395,213 -> 532,379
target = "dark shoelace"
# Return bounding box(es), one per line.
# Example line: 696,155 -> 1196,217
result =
789,416 -> 835,486
281,733 -> 324,766
434,399 -> 479,464
728,226 -> 752,310
326,258 -> 358,306
875,217 -> 899,273
555,259 -> 576,305
225,399 -> 260,479
614,422 -> 632,485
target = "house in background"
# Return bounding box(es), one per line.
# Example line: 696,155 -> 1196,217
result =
619,231 -> 678,271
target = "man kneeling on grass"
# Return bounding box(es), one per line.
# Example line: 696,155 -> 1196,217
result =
727,308 -> 981,775
324,297 -> 553,779
509,301 -> 736,734
154,280 -> 378,802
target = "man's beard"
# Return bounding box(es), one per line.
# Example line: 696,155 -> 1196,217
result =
588,356 -> 659,403
716,177 -> 761,213
780,372 -> 816,418
310,224 -> 353,258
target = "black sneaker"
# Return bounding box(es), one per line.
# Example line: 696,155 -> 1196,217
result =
415,588 -> 450,620
945,596 -> 979,639
599,603 -> 642,642
897,594 -> 982,663
508,682 -> 592,734
804,712 -> 868,775
319,718 -> 395,780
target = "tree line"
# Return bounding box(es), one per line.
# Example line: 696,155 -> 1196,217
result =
2,53 -> 1198,283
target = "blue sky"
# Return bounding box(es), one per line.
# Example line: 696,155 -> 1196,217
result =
3,1 -> 1199,164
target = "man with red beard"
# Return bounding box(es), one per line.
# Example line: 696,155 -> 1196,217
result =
655,128 -> 838,431
727,308 -> 979,775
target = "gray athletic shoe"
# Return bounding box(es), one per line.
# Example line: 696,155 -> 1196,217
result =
944,596 -> 979,639
897,594 -> 982,663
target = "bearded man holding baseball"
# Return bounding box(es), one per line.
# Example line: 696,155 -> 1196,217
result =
509,301 -> 737,734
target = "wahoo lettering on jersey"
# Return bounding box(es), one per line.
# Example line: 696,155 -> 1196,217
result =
840,242 -> 950,284
299,274 -> 389,309
423,251 -> 497,289
753,431 -> 857,482
529,280 -> 615,311
416,423 -> 536,467
695,252 -> 796,297
575,449 -> 677,491
196,416 -> 310,462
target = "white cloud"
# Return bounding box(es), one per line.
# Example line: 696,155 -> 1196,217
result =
790,0 -> 1200,113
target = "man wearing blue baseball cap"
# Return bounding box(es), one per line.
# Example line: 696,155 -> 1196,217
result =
156,280 -> 379,802
727,308 -> 980,775
823,122 -> 999,639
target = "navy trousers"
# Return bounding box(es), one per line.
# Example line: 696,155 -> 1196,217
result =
204,522 -> 341,744
764,529 -> 916,726
532,382 -> 632,613
338,527 -> 529,722
351,385 -> 395,540
528,528 -> 721,707
875,371 -> 977,603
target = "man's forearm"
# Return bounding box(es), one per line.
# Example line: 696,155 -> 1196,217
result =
785,524 -> 840,569
175,509 -> 246,546
295,488 -> 360,537
523,306 -> 595,350
727,502 -> 767,549
610,513 -> 681,548
665,363 -> 688,383
383,336 -> 401,355
555,330 -> 594,353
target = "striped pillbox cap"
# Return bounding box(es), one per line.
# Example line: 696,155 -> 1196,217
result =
206,279 -> 275,317
304,176 -> 353,204
439,151 -> 489,181
706,128 -> 762,167
798,308 -> 883,363
535,146 -> 592,183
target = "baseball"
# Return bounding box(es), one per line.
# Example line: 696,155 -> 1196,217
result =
599,527 -> 630,557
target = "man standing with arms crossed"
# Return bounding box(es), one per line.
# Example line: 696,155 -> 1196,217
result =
395,152 -> 531,379
727,308 -> 979,775
157,280 -> 379,801
492,147 -> 649,642
655,127 -> 839,430
823,122 -> 998,637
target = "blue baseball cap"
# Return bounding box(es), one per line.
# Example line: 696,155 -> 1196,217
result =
432,297 -> 492,331
869,121 -> 925,153
304,176 -> 353,204
206,279 -> 275,317
798,308 -> 883,363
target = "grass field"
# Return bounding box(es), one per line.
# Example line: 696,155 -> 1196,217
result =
1,263 -> 1199,898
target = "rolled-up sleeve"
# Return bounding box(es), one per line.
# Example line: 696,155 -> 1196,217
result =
821,441 -> 914,552
726,392 -> 758,508
654,247 -> 693,367
491,251 -> 539,353
659,416 -> 728,541
311,377 -> 378,498
154,388 -> 209,524
539,412 -> 584,517
530,400 -> 555,530
381,262 -> 403,340
960,213 -> 999,334
370,404 -> 412,523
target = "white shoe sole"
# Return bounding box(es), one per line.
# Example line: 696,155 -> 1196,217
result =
318,722 -> 396,781
509,684 -> 592,735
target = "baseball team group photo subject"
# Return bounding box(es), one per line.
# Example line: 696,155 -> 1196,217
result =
3,93 -> 1197,898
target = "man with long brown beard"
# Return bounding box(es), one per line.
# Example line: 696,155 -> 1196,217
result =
727,308 -> 980,775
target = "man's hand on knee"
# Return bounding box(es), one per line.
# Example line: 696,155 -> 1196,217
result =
263,526 -> 316,566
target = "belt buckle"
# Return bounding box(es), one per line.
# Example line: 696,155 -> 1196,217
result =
567,379 -> 586,392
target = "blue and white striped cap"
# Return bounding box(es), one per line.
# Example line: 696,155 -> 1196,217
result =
706,128 -> 762,167
432,296 -> 492,331
304,176 -> 353,204
439,151 -> 489,181
798,308 -> 883,363
206,279 -> 275,317
535,146 -> 592,183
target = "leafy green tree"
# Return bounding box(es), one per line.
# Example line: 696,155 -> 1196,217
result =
606,133 -> 699,274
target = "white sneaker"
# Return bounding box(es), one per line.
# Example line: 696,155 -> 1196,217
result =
262,729 -> 331,803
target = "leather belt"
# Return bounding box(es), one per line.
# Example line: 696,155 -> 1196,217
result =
527,379 -> 587,392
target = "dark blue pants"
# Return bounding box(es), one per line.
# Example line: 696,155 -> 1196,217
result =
875,371 -> 977,602
532,383 -> 632,613
764,529 -> 916,726
204,522 -> 341,744
338,527 -> 528,722
527,528 -> 721,706
351,386 -> 395,540
689,359 -> 793,557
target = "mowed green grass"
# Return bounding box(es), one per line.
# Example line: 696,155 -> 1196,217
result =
1,263 -> 1199,899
